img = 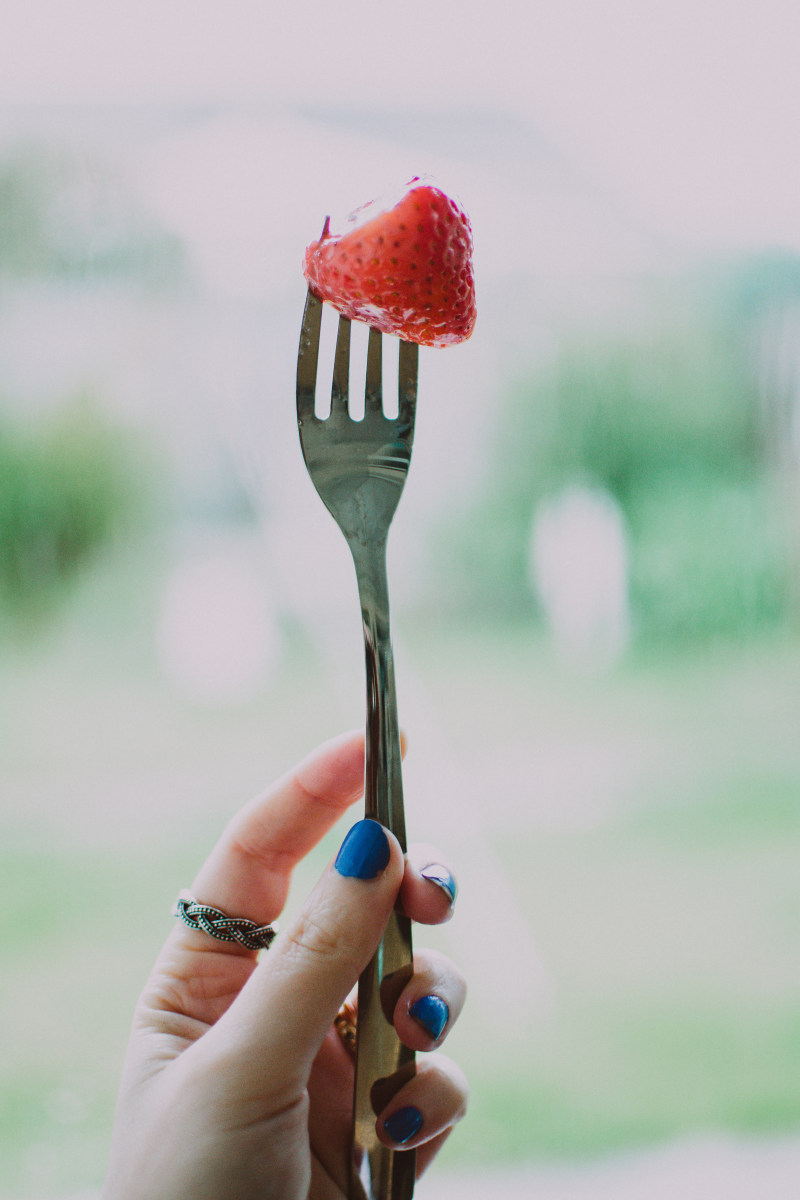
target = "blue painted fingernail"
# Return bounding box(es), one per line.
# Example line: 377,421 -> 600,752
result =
420,863 -> 457,906
410,994 -> 449,1041
335,819 -> 391,880
384,1105 -> 423,1145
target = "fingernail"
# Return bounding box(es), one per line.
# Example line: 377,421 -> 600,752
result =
420,863 -> 457,906
410,994 -> 449,1041
335,819 -> 391,880
383,1105 -> 423,1145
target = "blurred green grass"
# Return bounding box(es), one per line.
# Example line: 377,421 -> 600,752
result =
406,623 -> 800,1165
2,550 -> 800,1195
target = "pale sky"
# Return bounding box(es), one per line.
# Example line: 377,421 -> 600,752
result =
2,0 -> 800,250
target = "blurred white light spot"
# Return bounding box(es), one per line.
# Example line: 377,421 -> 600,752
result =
157,547 -> 279,705
530,485 -> 630,666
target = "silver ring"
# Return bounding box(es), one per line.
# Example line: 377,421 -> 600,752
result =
174,891 -> 278,951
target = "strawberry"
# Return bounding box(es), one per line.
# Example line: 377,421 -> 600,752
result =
302,177 -> 476,348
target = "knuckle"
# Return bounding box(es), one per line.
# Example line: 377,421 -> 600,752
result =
285,909 -> 360,972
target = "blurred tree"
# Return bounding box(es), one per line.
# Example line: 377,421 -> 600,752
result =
0,140 -> 185,636
0,397 -> 138,629
439,256 -> 800,643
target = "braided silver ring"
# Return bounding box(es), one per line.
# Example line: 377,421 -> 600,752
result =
173,891 -> 278,951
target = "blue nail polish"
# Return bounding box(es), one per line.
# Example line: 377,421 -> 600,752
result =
410,994 -> 449,1041
420,863 -> 457,906
384,1105 -> 423,1145
335,819 -> 391,880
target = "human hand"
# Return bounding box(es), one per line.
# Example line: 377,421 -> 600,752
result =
103,730 -> 467,1200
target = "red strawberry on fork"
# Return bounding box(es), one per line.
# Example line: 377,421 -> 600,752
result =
303,176 -> 476,348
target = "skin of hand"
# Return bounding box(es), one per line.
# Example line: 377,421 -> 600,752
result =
103,730 -> 468,1200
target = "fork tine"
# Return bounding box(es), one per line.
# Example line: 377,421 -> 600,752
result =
331,316 -> 351,416
365,327 -> 382,415
297,289 -> 323,422
398,340 -> 419,427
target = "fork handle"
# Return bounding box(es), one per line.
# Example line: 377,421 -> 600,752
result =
350,542 -> 416,1200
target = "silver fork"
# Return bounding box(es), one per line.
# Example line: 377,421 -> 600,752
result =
296,286 -> 418,1200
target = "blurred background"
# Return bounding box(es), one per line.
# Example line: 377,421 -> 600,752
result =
2,2 -> 800,1197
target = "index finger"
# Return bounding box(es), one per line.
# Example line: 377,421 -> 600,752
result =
189,729 -> 366,935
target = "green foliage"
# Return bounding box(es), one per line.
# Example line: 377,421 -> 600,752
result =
0,399 -> 137,627
626,471 -> 791,640
520,320 -> 759,502
441,269 -> 799,642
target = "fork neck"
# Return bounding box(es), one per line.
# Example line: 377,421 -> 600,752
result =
350,540 -> 407,852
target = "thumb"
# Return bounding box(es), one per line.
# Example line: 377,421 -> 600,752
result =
201,819 -> 403,1105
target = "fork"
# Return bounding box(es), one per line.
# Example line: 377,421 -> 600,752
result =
296,286 -> 419,1200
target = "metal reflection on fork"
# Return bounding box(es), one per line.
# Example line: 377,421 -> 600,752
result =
296,287 -> 418,1200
